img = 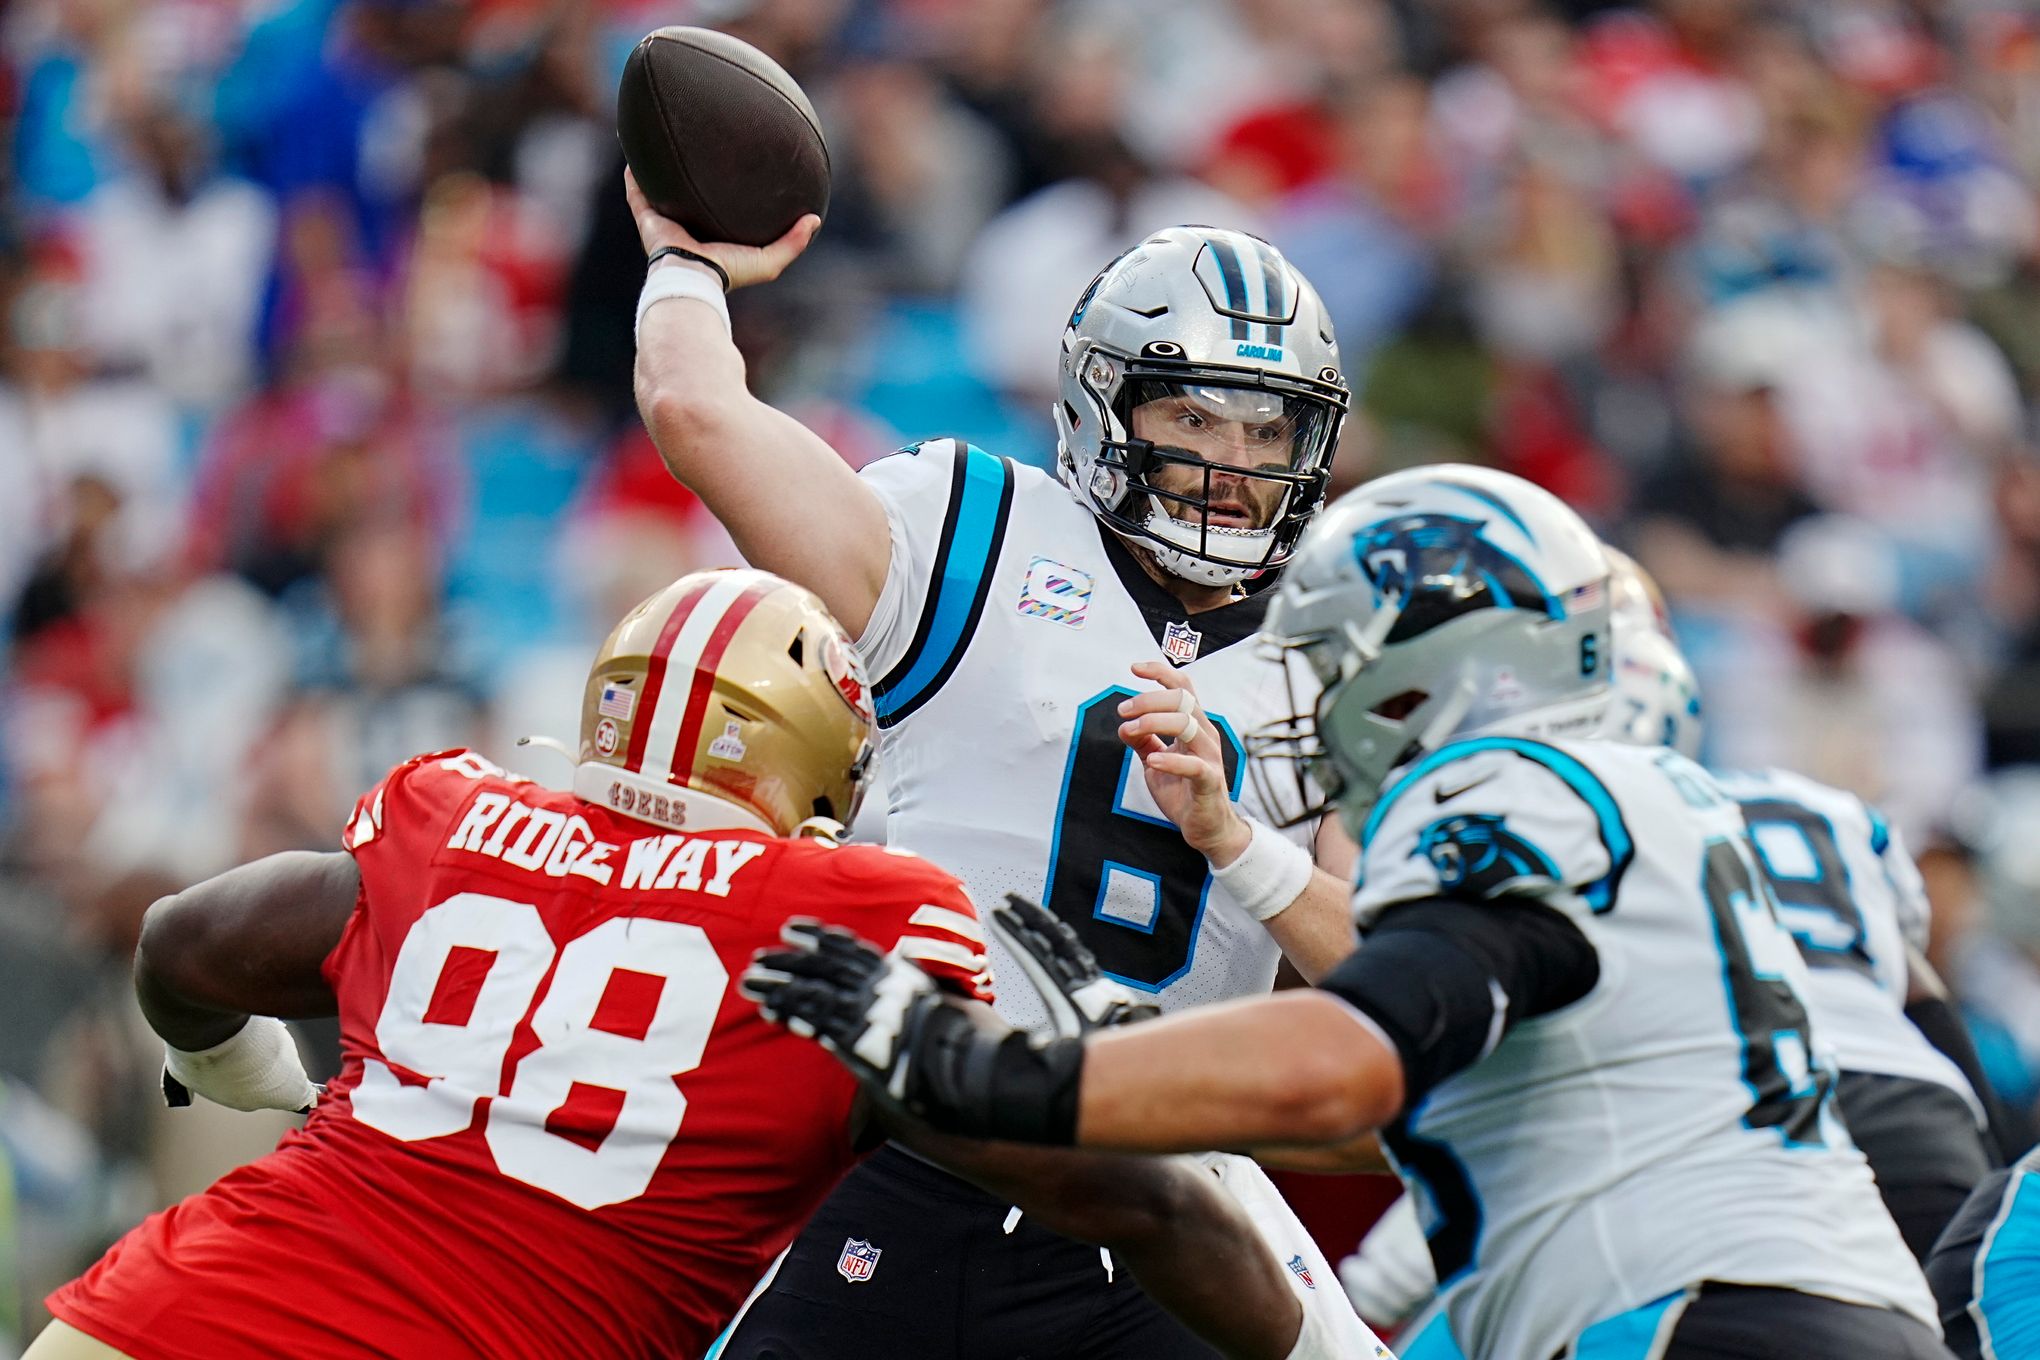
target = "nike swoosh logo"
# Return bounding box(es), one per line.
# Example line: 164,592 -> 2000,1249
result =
1434,773 -> 1494,804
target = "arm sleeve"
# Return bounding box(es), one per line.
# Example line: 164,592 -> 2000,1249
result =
1352,742 -> 1632,928
1320,895 -> 1600,1112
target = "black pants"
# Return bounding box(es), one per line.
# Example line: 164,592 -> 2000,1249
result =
713,1145 -> 1222,1360
1838,1071 -> 1996,1262
1923,1157 -> 2040,1360
1561,1284 -> 1955,1359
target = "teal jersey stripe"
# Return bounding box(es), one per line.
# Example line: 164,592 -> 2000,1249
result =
1572,1289 -> 1685,1359
1978,1167 -> 2040,1357
1399,1312 -> 1468,1360
1363,737 -> 1635,913
875,446 -> 1009,722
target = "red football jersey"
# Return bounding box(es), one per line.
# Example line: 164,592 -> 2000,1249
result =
49,750 -> 988,1360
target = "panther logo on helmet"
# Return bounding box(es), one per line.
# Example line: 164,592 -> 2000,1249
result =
1352,514 -> 1561,638
1247,465 -> 1613,836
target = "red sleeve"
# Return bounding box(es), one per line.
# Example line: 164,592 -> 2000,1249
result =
791,843 -> 993,1003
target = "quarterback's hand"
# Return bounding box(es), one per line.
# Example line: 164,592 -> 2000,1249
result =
744,921 -> 1083,1144
161,1016 -> 320,1114
625,168 -> 819,290
1119,661 -> 1251,867
990,895 -> 1159,1035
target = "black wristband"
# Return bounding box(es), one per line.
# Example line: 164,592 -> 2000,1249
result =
911,1005 -> 1084,1144
646,245 -> 731,293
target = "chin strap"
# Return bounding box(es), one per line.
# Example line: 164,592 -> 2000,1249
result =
1139,500 -> 1271,588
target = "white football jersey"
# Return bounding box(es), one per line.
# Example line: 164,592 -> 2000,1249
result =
856,440 -> 1315,1028
1714,767 -> 1983,1118
1353,736 -> 1934,1360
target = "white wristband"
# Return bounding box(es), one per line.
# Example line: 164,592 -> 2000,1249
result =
1211,817 -> 1315,923
164,1016 -> 318,1113
636,262 -> 731,342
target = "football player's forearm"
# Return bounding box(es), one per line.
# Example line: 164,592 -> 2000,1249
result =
133,852 -> 352,1050
135,935 -> 250,1052
1250,1130 -> 1392,1175
1260,869 -> 1359,984
921,1133 -> 1305,1360
1108,1162 -> 1307,1360
632,302 -> 889,632
1076,993 -> 1401,1153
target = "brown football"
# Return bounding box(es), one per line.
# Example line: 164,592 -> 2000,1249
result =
617,27 -> 831,248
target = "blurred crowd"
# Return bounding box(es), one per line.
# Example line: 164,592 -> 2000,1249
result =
7,0 -> 2040,1343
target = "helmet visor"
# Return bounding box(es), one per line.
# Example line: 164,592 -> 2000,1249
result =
1116,378 -> 1336,533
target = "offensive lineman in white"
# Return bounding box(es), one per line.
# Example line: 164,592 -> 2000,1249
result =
1343,571 -> 2001,1352
750,465 -> 1951,1359
626,182 -> 1378,1355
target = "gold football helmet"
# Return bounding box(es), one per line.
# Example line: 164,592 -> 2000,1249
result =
573,568 -> 875,837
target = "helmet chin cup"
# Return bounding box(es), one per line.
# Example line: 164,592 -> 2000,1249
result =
1137,497 -> 1270,587
1147,540 -> 1258,588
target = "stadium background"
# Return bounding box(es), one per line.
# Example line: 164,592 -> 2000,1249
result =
4,0 -> 2040,1347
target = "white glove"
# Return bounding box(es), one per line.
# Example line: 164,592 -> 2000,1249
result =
163,1017 -> 319,1114
1339,1193 -> 1436,1331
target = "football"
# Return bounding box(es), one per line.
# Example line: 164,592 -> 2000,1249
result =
617,26 -> 831,248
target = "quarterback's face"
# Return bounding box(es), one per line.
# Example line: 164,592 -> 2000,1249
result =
1131,389 -> 1296,531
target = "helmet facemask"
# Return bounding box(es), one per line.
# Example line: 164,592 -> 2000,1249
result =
1074,352 -> 1343,588
1247,502 -> 1612,836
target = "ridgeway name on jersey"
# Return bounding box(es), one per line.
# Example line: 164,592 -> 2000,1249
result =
50,750 -> 989,1360
1713,767 -> 1984,1119
857,439 -> 1315,1025
1353,736 -> 1934,1359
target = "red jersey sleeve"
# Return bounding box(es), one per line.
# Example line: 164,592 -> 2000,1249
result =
782,842 -> 993,1002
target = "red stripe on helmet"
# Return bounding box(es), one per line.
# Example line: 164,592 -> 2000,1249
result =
622,575 -> 718,774
670,580 -> 776,783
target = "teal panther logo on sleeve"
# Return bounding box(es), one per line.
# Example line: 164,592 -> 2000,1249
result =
1414,813 -> 1558,895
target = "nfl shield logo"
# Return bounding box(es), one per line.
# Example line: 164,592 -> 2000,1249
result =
1286,1254 -> 1316,1289
837,1237 -> 882,1284
1162,619 -> 1202,666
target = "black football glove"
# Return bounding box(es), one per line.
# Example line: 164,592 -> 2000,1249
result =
988,894 -> 1160,1036
743,919 -> 1084,1144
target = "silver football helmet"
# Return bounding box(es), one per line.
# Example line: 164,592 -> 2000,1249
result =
1248,465 -> 1613,835
1055,227 -> 1348,588
1597,550 -> 1704,759
1603,615 -> 1705,758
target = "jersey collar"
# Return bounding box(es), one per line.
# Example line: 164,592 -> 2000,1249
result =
1097,522 -> 1270,659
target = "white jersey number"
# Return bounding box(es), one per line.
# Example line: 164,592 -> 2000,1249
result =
351,893 -> 729,1209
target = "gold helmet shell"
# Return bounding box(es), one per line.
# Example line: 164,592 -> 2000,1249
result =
575,569 -> 875,837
